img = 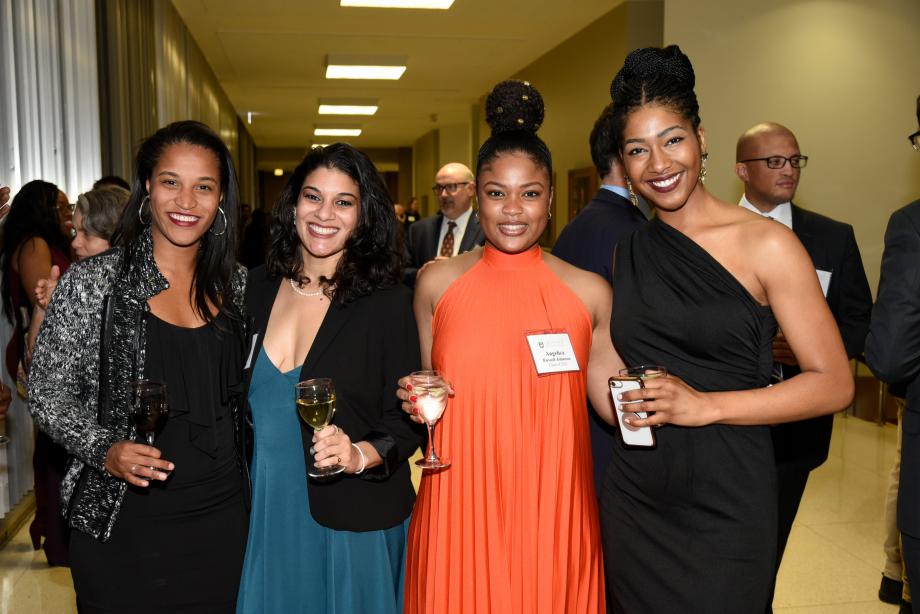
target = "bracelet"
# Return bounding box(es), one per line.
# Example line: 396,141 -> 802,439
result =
351,442 -> 366,475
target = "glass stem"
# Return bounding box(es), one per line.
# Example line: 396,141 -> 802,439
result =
426,422 -> 438,462
146,433 -> 155,446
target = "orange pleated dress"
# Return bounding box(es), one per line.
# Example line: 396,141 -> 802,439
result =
404,244 -> 605,614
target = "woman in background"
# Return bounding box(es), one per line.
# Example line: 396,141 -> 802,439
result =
0,180 -> 73,567
237,143 -> 423,614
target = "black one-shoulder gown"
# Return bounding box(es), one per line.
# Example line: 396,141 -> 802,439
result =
603,218 -> 778,613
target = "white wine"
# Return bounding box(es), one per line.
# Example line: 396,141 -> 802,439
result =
417,386 -> 447,423
297,396 -> 336,430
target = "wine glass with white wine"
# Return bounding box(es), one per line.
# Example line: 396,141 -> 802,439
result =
411,370 -> 451,470
296,378 -> 345,478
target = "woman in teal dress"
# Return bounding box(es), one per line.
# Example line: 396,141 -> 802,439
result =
237,143 -> 424,613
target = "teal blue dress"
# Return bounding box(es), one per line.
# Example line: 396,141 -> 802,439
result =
236,348 -> 409,614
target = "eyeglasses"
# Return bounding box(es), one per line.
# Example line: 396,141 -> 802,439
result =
909,130 -> 920,151
431,182 -> 470,195
740,155 -> 809,169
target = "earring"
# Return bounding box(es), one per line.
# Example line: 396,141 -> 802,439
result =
624,176 -> 639,207
210,206 -> 227,236
137,196 -> 150,225
699,153 -> 709,184
547,209 -> 553,221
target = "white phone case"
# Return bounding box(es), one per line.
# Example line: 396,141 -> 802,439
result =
609,378 -> 655,447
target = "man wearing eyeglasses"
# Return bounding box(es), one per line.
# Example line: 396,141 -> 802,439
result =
403,162 -> 484,287
736,122 -> 872,611
867,96 -> 920,614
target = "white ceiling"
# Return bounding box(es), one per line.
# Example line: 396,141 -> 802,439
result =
171,0 -> 623,149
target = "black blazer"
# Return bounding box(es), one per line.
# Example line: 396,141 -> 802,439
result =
403,211 -> 485,286
867,199 -> 920,536
551,187 -> 647,490
772,204 -> 872,469
244,266 -> 425,531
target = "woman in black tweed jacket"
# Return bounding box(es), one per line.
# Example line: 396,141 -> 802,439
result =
29,121 -> 249,613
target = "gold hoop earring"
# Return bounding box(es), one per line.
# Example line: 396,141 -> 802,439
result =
547,209 -> 552,220
624,176 -> 639,207
210,206 -> 227,236
137,196 -> 151,225
699,153 -> 709,184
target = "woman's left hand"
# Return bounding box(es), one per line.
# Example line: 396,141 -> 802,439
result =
311,425 -> 359,474
617,375 -> 717,428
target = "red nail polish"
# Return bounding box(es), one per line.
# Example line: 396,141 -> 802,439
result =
406,383 -> 413,391
410,395 -> 417,402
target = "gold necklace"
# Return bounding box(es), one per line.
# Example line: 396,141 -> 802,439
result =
289,278 -> 323,297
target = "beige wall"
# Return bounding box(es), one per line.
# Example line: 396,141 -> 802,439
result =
665,0 -> 920,292
472,0 -> 664,234
413,129 -> 440,216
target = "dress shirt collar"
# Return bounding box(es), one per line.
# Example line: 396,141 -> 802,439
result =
739,195 -> 793,230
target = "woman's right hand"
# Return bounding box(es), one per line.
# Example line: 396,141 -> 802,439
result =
396,376 -> 425,424
104,441 -> 174,487
34,265 -> 61,310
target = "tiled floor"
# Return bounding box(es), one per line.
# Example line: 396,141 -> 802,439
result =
0,414 -> 902,613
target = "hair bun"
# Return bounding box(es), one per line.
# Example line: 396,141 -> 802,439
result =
485,80 -> 545,135
610,45 -> 695,101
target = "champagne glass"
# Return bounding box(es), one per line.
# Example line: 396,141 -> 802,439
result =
130,380 -> 168,446
412,370 -> 451,470
296,378 -> 345,478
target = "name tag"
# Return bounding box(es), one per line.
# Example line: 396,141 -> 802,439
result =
816,269 -> 831,298
525,331 -> 580,375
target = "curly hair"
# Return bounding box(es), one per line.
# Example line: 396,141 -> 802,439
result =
609,45 -> 701,153
476,80 -> 552,180
0,180 -> 71,324
110,120 -> 242,324
266,143 -> 403,304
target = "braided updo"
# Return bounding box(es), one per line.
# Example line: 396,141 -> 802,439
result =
476,80 -> 553,179
609,45 -> 701,153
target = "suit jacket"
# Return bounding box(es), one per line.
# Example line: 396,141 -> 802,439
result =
403,211 -> 485,286
244,266 -> 425,531
772,204 -> 872,469
551,187 -> 647,489
866,198 -> 920,536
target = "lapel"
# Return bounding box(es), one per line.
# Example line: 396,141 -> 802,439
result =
459,212 -> 482,252
423,215 -> 442,260
298,299 -> 352,381
790,203 -> 811,243
243,272 -> 282,387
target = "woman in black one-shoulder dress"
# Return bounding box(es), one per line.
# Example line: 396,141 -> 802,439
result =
600,47 -> 854,613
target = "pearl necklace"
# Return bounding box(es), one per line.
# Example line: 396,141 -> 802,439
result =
289,278 -> 324,297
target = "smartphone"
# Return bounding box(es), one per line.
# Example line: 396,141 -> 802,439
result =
609,376 -> 656,448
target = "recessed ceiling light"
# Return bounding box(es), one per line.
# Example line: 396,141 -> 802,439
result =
273,168 -> 284,176
340,0 -> 454,8
314,127 -> 362,137
325,54 -> 407,80
318,98 -> 378,115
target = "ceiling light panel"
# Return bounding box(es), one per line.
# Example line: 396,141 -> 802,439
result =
340,0 -> 454,8
325,54 -> 407,80
318,98 -> 379,115
314,127 -> 363,137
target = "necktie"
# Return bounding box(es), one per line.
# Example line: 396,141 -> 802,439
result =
440,221 -> 457,257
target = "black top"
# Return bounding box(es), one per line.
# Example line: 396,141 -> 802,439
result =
244,266 -> 425,531
867,198 -> 920,536
603,218 -> 779,612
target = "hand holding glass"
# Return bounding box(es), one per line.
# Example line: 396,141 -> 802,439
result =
130,380 -> 168,446
296,378 -> 345,478
617,365 -> 667,421
412,370 -> 451,470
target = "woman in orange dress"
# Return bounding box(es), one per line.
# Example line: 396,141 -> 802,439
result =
399,80 -> 623,614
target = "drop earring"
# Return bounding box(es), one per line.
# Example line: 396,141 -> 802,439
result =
699,153 -> 709,184
625,176 -> 639,207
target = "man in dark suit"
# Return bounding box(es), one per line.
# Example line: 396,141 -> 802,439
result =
866,95 -> 920,614
736,122 -> 872,610
403,163 -> 484,286
552,102 -> 647,492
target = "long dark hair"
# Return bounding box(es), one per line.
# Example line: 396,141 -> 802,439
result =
0,180 -> 71,323
609,45 -> 701,154
266,143 -> 403,304
110,120 -> 241,323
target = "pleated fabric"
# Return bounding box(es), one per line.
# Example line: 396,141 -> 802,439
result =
404,245 -> 605,614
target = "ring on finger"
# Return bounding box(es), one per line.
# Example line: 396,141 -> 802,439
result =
130,463 -> 137,474
336,455 -> 341,465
